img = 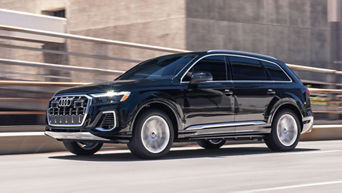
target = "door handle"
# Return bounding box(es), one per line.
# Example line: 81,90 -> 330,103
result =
267,89 -> 276,95
224,89 -> 233,95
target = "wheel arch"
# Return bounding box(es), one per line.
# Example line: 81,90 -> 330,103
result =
268,99 -> 303,131
130,100 -> 182,139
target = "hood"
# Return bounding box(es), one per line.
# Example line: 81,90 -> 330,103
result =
55,79 -> 173,96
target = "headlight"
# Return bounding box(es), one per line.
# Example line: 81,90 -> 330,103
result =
90,91 -> 131,103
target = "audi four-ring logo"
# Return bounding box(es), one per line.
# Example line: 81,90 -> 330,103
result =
58,98 -> 73,107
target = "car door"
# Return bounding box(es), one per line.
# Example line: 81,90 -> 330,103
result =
182,55 -> 235,133
228,56 -> 274,133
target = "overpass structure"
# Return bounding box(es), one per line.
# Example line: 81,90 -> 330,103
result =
0,9 -> 341,154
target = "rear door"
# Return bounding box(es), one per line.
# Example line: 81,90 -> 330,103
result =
228,56 -> 274,132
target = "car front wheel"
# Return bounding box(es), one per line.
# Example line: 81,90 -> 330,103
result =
128,109 -> 174,159
63,140 -> 103,156
264,109 -> 301,151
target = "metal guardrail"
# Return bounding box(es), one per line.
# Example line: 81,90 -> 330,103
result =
0,42 -> 141,63
0,25 -> 190,53
0,111 -> 45,115
287,63 -> 339,74
309,88 -> 342,94
0,80 -> 89,87
0,58 -> 124,75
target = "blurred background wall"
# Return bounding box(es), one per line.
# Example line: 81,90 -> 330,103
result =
186,0 -> 334,83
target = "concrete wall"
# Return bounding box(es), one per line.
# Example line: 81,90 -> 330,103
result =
185,0 -> 330,82
0,0 -> 65,14
0,0 -> 67,82
66,0 -> 187,82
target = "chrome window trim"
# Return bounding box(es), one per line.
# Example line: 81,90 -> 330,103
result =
180,54 -> 228,83
180,54 -> 292,84
185,121 -> 266,131
95,111 -> 117,132
172,54 -> 200,79
207,50 -> 277,60
47,94 -> 92,127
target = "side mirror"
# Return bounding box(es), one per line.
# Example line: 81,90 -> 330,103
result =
190,72 -> 213,84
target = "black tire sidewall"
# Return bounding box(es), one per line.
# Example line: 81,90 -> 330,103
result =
197,139 -> 226,149
128,109 -> 174,159
266,109 -> 301,151
63,140 -> 103,156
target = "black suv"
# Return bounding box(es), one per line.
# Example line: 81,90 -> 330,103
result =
45,50 -> 313,159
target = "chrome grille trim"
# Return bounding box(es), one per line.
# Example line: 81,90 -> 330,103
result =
47,94 -> 92,127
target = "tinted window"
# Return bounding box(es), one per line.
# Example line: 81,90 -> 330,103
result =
184,55 -> 227,81
117,54 -> 197,80
230,57 -> 267,80
262,61 -> 290,81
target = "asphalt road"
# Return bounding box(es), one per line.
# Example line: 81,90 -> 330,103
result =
1,140 -> 342,193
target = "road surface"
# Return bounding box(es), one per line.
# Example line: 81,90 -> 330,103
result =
1,140 -> 342,193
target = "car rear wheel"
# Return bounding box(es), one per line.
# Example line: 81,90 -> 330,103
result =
63,140 -> 103,156
264,109 -> 301,151
128,109 -> 174,159
197,139 -> 226,149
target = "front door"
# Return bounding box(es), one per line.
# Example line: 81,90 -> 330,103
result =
182,55 -> 235,133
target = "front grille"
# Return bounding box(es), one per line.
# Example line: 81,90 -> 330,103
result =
47,95 -> 91,126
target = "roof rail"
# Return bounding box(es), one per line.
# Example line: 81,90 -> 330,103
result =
207,50 -> 277,60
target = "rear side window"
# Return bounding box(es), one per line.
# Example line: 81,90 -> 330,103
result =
262,61 -> 290,81
184,55 -> 227,81
229,57 -> 267,80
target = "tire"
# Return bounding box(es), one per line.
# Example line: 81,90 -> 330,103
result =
197,139 -> 226,149
63,140 -> 103,156
127,109 -> 174,159
264,109 -> 301,151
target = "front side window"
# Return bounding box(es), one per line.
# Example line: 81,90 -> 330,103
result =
262,61 -> 290,81
117,53 -> 197,80
229,56 -> 267,81
183,55 -> 227,81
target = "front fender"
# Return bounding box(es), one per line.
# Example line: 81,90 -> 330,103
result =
128,91 -> 184,133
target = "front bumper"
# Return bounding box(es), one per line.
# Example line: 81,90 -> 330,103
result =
302,115 -> 314,134
45,131 -> 110,141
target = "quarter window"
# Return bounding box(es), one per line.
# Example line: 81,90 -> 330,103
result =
229,57 -> 267,80
184,55 -> 227,81
262,61 -> 290,81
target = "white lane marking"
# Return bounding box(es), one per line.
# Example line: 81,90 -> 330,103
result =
237,180 -> 342,193
0,131 -> 45,137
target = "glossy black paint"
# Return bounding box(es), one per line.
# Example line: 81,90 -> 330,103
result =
46,50 -> 312,142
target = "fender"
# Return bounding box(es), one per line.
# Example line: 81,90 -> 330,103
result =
129,93 -> 183,133
267,97 -> 304,124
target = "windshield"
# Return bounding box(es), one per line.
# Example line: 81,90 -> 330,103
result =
117,53 -> 197,80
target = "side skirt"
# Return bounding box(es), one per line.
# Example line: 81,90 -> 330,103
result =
178,121 -> 271,139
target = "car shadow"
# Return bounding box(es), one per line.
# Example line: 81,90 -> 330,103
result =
49,146 -> 320,162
